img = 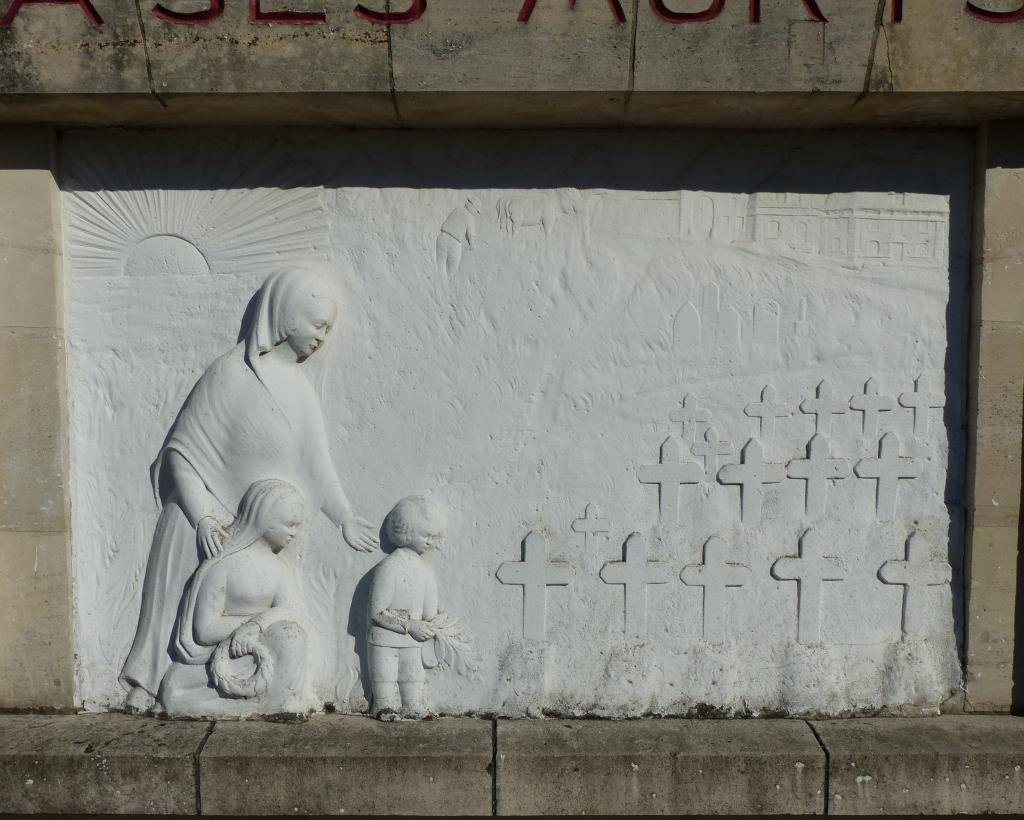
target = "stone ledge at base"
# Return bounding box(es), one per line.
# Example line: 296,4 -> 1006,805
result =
0,714 -> 1023,815
812,716 -> 1024,816
199,715 -> 492,816
496,718 -> 826,815
0,713 -> 209,815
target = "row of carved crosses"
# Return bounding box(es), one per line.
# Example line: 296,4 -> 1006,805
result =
644,377 -> 944,527
497,524 -> 950,646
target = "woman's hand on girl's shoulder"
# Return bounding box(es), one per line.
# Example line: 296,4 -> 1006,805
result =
197,516 -> 228,559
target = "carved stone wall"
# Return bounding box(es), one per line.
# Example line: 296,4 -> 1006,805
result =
64,129 -> 972,716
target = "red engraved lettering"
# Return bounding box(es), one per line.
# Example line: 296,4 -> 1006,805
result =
250,0 -> 325,23
966,1 -> 1024,23
354,0 -> 425,24
518,0 -> 625,23
650,0 -> 723,24
891,0 -> 902,22
152,0 -> 223,24
748,0 -> 827,23
0,0 -> 101,27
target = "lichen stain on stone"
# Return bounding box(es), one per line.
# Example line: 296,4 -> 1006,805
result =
0,32 -> 42,93
429,38 -> 468,59
148,29 -> 387,48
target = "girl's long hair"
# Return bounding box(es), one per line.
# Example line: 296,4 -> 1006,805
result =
172,478 -> 306,665
221,478 -> 305,556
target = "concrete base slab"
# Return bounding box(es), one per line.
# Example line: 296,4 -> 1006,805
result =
198,715 -> 492,816
0,713 -> 209,815
496,718 -> 826,815
4,713 -> 1024,815
811,715 -> 1024,815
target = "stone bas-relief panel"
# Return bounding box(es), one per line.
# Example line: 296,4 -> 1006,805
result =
64,130 -> 969,718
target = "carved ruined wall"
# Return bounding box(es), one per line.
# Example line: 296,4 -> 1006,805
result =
64,129 -> 972,716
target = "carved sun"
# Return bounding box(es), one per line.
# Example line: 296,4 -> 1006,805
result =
62,133 -> 331,279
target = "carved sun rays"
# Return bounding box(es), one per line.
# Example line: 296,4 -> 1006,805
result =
64,135 -> 331,278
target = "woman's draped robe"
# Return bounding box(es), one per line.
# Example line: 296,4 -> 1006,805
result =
120,344 -> 341,697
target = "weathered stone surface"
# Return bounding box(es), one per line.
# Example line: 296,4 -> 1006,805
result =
634,0 -> 878,94
0,127 -> 60,329
391,0 -> 631,93
965,525 -> 1017,710
141,2 -> 390,94
0,327 -> 66,534
5,91 -> 1024,128
0,132 -> 65,533
968,395 -> 1024,531
0,0 -> 148,94
812,716 -> 1024,814
4,1 -> 1024,118
394,90 -> 629,127
496,719 -> 826,815
199,715 -> 492,815
0,713 -> 209,814
963,121 -> 1024,712
0,126 -> 72,711
0,531 -> 73,708
887,0 -> 1024,94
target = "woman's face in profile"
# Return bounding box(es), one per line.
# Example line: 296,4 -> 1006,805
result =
286,295 -> 338,360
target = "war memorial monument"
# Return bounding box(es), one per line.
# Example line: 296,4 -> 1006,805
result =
2,0 -> 1024,814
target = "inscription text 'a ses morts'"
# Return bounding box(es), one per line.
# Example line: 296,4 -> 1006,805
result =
2,0 -> 1023,30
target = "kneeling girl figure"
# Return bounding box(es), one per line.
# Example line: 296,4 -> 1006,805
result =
158,478 -> 311,718
368,495 -> 446,719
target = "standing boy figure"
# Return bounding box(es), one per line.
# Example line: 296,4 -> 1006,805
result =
368,495 -> 446,719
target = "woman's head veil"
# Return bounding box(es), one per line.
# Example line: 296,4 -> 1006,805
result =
243,267 -> 341,397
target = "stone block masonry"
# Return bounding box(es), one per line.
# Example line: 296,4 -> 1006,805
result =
9,2 -> 1024,125
0,127 -> 73,711
495,718 -> 826,815
812,716 -> 1024,815
0,713 -> 209,814
2,714 -> 1024,815
199,715 -> 493,815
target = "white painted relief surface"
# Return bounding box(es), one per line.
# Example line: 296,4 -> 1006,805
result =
65,131 -> 970,718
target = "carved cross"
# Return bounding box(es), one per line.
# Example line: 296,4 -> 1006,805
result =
744,383 -> 791,442
717,438 -> 786,526
849,376 -> 896,438
799,378 -> 848,436
854,432 -> 923,522
771,529 -> 845,645
898,374 -> 945,438
637,436 -> 704,527
680,536 -> 751,643
571,503 -> 610,549
691,426 -> 732,477
878,531 -> 952,641
496,530 -> 573,642
786,433 -> 850,517
599,533 -> 672,643
670,392 -> 711,442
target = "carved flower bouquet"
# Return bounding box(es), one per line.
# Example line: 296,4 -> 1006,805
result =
421,612 -> 481,681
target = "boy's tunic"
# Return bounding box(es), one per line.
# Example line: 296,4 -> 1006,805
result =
368,548 -> 439,648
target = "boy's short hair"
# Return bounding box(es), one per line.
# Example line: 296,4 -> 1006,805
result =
384,495 -> 445,548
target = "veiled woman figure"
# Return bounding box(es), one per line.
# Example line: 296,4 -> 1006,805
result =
120,268 -> 378,712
